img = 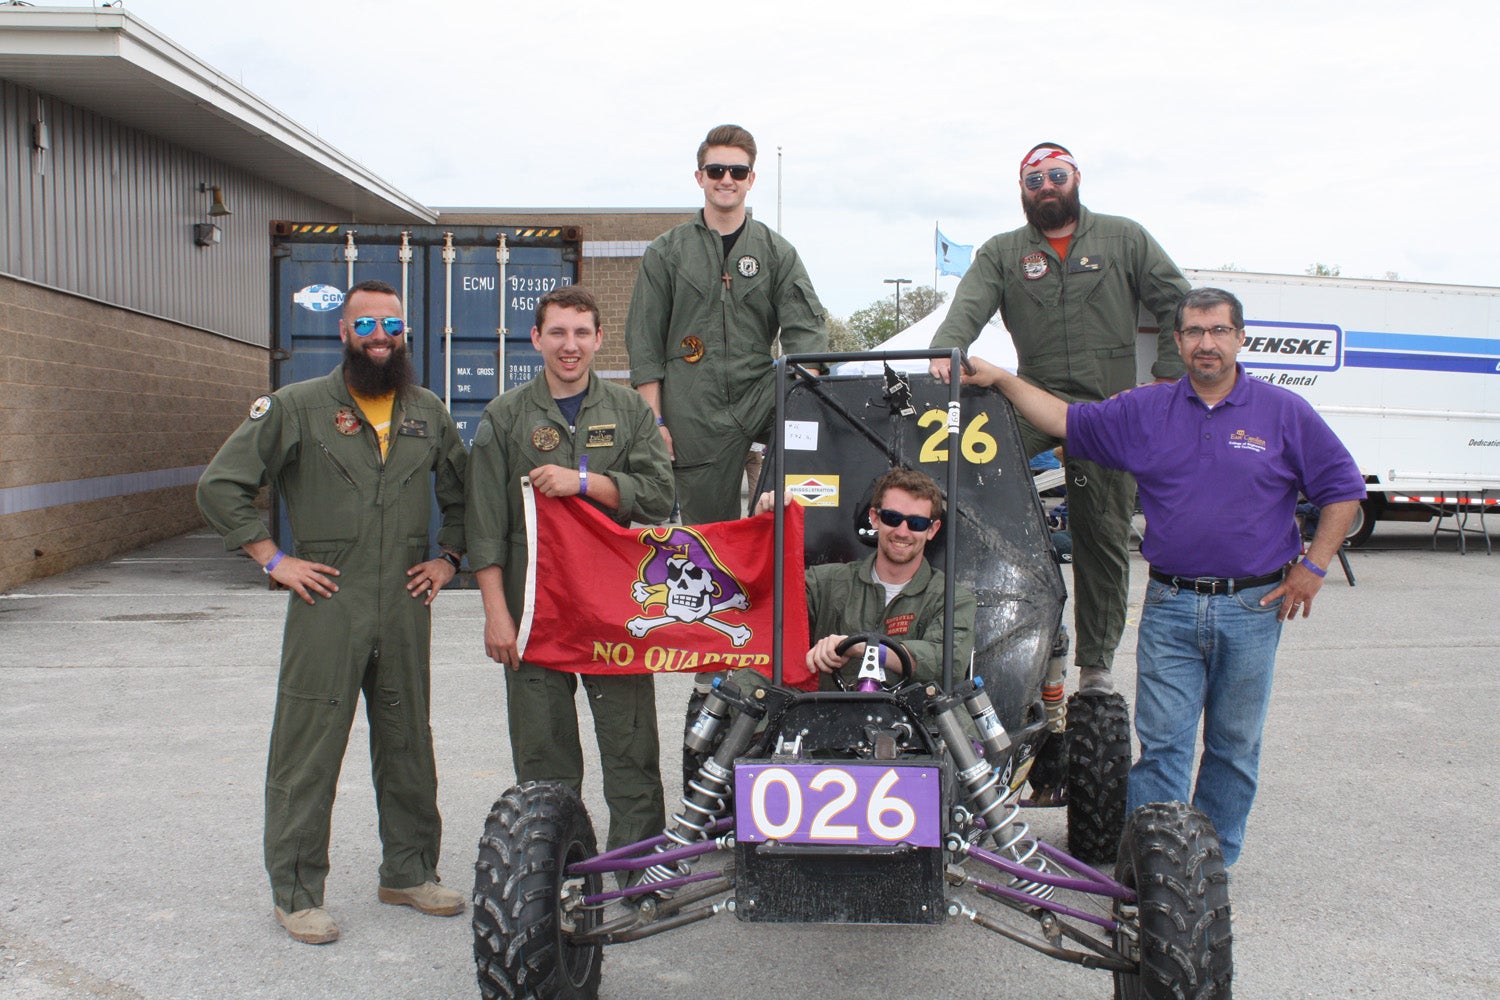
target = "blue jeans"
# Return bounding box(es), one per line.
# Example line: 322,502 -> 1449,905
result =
1127,578 -> 1285,865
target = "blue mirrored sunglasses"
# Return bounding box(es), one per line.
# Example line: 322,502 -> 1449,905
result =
876,508 -> 934,532
350,316 -> 406,337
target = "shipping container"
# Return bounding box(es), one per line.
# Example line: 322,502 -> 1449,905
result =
268,222 -> 582,558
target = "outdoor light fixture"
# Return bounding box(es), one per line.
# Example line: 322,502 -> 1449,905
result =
200,182 -> 231,217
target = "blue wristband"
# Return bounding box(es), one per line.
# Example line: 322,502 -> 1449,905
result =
263,550 -> 286,575
578,455 -> 589,496
1300,557 -> 1327,579
656,416 -> 665,426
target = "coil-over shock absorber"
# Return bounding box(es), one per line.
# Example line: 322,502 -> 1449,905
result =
639,680 -> 767,892
932,681 -> 1055,900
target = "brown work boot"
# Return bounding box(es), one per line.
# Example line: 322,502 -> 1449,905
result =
274,905 -> 340,945
378,880 -> 465,916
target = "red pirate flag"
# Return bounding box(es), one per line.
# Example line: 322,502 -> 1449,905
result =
517,481 -> 814,689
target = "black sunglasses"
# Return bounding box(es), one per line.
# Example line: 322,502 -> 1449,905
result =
876,508 -> 934,532
350,316 -> 406,337
703,163 -> 751,181
1022,167 -> 1074,191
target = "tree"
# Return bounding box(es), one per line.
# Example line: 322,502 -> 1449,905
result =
1305,263 -> 1341,277
826,315 -> 862,352
835,286 -> 948,350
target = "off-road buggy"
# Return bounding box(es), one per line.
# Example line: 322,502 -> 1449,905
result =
472,351 -> 1232,999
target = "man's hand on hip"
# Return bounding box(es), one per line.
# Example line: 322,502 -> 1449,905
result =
406,557 -> 456,606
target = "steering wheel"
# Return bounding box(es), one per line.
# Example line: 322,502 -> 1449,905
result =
832,632 -> 915,691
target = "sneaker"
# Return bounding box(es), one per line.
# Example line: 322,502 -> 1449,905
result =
274,906 -> 340,945
378,880 -> 465,916
1078,666 -> 1114,695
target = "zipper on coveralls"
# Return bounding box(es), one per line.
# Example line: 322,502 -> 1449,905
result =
318,442 -> 358,489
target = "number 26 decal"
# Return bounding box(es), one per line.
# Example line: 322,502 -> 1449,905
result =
917,409 -> 999,464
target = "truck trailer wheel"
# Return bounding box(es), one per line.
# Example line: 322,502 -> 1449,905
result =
1113,802 -> 1232,1000
474,782 -> 602,1000
1065,691 -> 1130,864
1344,496 -> 1378,548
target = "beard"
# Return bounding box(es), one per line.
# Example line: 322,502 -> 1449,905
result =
343,339 -> 415,396
1022,184 -> 1081,232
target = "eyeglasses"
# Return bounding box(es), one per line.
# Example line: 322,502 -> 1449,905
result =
349,316 -> 406,337
876,508 -> 935,532
1022,168 -> 1074,191
1178,325 -> 1241,341
702,163 -> 751,181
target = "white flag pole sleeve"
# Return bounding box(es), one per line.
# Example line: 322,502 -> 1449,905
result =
516,476 -> 539,659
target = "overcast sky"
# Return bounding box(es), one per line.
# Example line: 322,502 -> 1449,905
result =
116,0 -> 1498,317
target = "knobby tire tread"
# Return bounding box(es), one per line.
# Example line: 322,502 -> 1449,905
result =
473,782 -> 602,1000
1066,691 -> 1131,863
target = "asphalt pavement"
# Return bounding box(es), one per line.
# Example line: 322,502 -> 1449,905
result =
1,520 -> 1497,999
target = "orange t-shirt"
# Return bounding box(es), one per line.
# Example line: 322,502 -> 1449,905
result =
1048,234 -> 1072,260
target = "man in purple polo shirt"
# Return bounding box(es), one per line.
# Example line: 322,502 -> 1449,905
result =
962,286 -> 1364,865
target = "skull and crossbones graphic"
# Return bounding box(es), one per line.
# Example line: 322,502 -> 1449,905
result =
627,534 -> 752,646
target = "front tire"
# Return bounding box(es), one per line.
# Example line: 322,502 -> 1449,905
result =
1113,802 -> 1232,1000
473,782 -> 602,1000
1065,691 -> 1130,864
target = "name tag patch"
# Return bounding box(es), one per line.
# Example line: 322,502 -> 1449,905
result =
398,418 -> 429,438
586,424 -> 617,448
885,613 -> 915,636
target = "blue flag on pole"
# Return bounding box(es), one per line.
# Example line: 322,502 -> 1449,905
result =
936,228 -> 972,277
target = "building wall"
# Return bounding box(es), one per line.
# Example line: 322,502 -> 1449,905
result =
439,210 -> 693,378
1,78 -> 351,348
0,274 -> 264,592
0,77 -> 433,592
0,74 -> 695,591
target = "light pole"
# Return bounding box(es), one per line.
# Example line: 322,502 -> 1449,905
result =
776,146 -> 783,232
884,278 -> 912,332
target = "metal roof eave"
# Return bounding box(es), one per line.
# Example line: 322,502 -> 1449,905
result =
0,6 -> 435,223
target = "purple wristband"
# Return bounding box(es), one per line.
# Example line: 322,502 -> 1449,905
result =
1300,557 -> 1327,579
263,550 -> 286,575
578,455 -> 589,496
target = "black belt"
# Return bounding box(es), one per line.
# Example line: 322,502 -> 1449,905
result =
1148,567 -> 1285,595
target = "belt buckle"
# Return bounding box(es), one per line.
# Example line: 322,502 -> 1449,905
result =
1191,577 -> 1223,595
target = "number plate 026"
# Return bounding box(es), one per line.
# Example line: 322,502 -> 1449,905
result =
733,764 -> 941,848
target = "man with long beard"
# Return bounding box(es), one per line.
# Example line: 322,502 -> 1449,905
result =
929,142 -> 1189,700
197,279 -> 468,944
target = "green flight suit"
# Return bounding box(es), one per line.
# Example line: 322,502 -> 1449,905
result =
625,211 -> 828,525
196,365 -> 467,914
807,553 -> 977,687
729,553 -> 976,708
465,372 -> 675,851
931,206 -> 1189,674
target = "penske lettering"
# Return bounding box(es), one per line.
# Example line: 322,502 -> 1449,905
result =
1239,321 -> 1341,374
1243,336 -> 1331,355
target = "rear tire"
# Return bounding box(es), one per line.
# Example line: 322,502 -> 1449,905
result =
1065,691 -> 1130,864
473,782 -> 602,1000
1113,802 -> 1232,1000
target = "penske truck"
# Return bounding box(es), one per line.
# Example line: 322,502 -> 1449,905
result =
1126,270 -> 1500,546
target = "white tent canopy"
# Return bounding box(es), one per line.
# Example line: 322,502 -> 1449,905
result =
832,301 -> 1018,375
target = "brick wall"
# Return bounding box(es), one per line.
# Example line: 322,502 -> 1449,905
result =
0,275 -> 266,592
439,210 -> 694,380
